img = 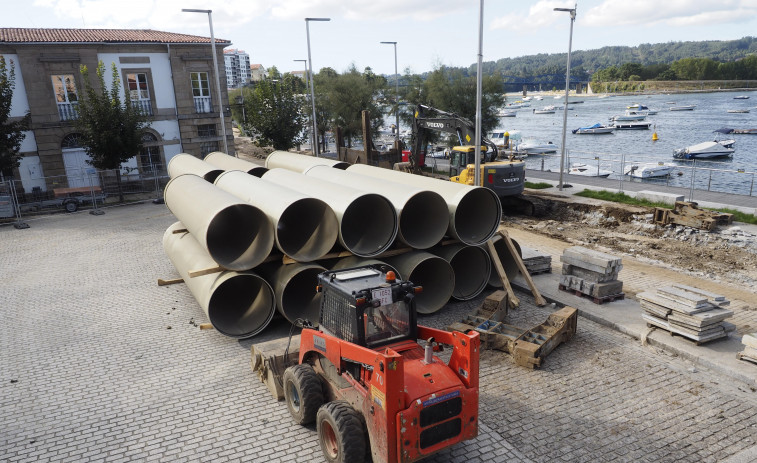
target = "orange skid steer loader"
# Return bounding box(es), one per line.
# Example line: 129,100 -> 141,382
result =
252,265 -> 480,463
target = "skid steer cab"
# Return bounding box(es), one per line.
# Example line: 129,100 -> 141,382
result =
283,265 -> 480,463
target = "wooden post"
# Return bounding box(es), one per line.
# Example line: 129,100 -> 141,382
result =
335,126 -> 345,162
499,229 -> 547,306
362,110 -> 372,164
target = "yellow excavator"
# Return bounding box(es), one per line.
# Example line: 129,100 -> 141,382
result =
409,104 -> 526,199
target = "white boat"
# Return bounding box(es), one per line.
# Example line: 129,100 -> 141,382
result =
624,162 -> 676,178
572,123 -> 614,134
568,163 -> 613,177
670,105 -> 696,111
734,95 -> 750,99
610,110 -> 647,121
513,139 -> 558,155
533,105 -> 557,114
611,121 -> 652,130
673,140 -> 735,159
497,110 -> 517,117
727,109 -> 750,113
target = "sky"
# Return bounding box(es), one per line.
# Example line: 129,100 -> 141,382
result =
4,0 -> 757,76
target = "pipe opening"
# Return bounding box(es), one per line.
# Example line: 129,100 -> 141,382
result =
400,191 -> 449,249
341,194 -> 397,257
406,257 -> 454,314
206,204 -> 272,270
452,188 -> 502,245
248,166 -> 268,177
278,267 -> 323,325
203,170 -> 224,184
277,198 -> 338,261
448,246 -> 490,300
208,274 -> 275,338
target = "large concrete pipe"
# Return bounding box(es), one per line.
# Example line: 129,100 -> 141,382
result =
430,244 -> 491,301
262,262 -> 325,325
486,234 -> 522,288
168,153 -> 224,182
265,150 -> 349,172
164,174 -> 274,270
262,168 -> 397,257
204,151 -> 268,177
214,170 -> 338,262
162,222 -> 276,338
384,251 -> 454,315
346,164 -> 502,246
330,256 -> 401,280
305,165 -> 448,249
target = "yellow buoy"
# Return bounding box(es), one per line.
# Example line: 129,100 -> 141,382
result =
652,125 -> 658,141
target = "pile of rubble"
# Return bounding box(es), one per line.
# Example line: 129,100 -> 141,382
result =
638,284 -> 734,344
558,246 -> 624,303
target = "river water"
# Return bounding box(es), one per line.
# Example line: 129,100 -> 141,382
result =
496,90 -> 757,196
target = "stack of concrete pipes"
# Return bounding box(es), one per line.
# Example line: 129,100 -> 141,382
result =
161,151 -> 521,339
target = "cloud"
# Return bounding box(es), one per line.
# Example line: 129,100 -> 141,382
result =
269,0 -> 469,21
491,0 -> 575,33
583,0 -> 757,27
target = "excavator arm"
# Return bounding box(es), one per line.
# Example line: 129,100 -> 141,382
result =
409,104 -> 498,173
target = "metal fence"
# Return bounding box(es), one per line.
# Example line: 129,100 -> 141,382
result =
0,163 -> 169,229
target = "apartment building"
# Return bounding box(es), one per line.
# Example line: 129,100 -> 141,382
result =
223,49 -> 250,88
0,28 -> 234,192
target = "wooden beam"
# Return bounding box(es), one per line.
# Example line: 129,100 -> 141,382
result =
157,277 -> 184,286
487,238 -> 519,309
188,266 -> 224,278
171,228 -> 188,234
199,323 -> 214,331
500,229 -> 547,306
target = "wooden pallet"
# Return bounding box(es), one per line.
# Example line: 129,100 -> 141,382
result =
559,284 -> 625,304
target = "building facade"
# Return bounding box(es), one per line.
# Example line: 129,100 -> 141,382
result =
223,49 -> 250,88
0,28 -> 234,193
249,64 -> 267,82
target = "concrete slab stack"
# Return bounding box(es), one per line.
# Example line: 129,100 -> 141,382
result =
738,333 -> 757,364
559,246 -> 624,303
520,246 -> 552,275
638,283 -> 734,344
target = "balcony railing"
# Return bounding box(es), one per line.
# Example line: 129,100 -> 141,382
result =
131,99 -> 153,116
57,102 -> 79,121
194,96 -> 212,113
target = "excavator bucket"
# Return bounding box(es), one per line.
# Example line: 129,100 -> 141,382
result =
250,336 -> 301,400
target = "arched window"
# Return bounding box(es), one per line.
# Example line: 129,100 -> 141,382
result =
61,133 -> 83,149
139,132 -> 163,173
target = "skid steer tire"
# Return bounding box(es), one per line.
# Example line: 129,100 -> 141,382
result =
283,364 -> 323,425
317,400 -> 367,463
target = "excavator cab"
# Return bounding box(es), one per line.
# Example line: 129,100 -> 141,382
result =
449,146 -> 489,178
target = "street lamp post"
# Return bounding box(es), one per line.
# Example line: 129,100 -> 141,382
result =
294,58 -> 314,153
554,4 -> 577,191
305,17 -> 330,157
474,0 -> 485,187
380,41 -> 400,150
182,8 -> 229,155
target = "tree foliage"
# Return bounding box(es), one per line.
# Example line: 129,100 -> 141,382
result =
243,70 -> 306,150
75,61 -> 149,200
0,56 -> 31,177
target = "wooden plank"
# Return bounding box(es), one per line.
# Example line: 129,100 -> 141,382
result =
500,229 -> 546,306
171,228 -> 188,234
188,266 -> 224,278
487,237 -> 519,309
199,323 -> 214,330
282,249 -> 354,265
157,277 -> 184,286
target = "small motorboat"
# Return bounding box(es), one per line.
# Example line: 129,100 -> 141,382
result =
572,123 -> 615,134
513,139 -> 558,155
670,105 -> 696,111
727,109 -> 750,113
610,110 -> 647,121
533,105 -> 557,114
568,163 -> 613,177
673,140 -> 735,159
715,128 -> 757,135
610,121 -> 652,130
624,162 -> 676,178
734,95 -> 750,99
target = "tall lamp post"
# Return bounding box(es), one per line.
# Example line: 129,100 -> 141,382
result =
554,4 -> 576,191
182,8 -> 229,155
380,41 -> 400,149
305,17 -> 330,157
474,0 -> 485,187
294,58 -> 313,153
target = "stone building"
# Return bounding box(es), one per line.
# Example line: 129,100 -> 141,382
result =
0,28 -> 234,192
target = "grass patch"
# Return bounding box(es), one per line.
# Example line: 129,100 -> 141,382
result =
525,181 -> 553,189
575,189 -> 757,224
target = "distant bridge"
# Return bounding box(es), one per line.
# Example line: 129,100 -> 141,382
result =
502,74 -> 591,93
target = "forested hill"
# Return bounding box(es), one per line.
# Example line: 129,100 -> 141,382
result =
469,36 -> 757,78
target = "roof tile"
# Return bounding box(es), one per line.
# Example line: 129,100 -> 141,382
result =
0,28 -> 230,44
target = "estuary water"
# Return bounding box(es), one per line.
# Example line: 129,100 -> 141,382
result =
497,90 -> 757,196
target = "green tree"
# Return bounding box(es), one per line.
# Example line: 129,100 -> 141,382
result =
0,56 -> 31,178
243,73 -> 306,150
75,61 -> 149,202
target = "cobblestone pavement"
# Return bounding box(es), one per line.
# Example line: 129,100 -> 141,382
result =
1,203 -> 756,462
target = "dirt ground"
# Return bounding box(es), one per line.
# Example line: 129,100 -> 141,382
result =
508,191 -> 757,292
